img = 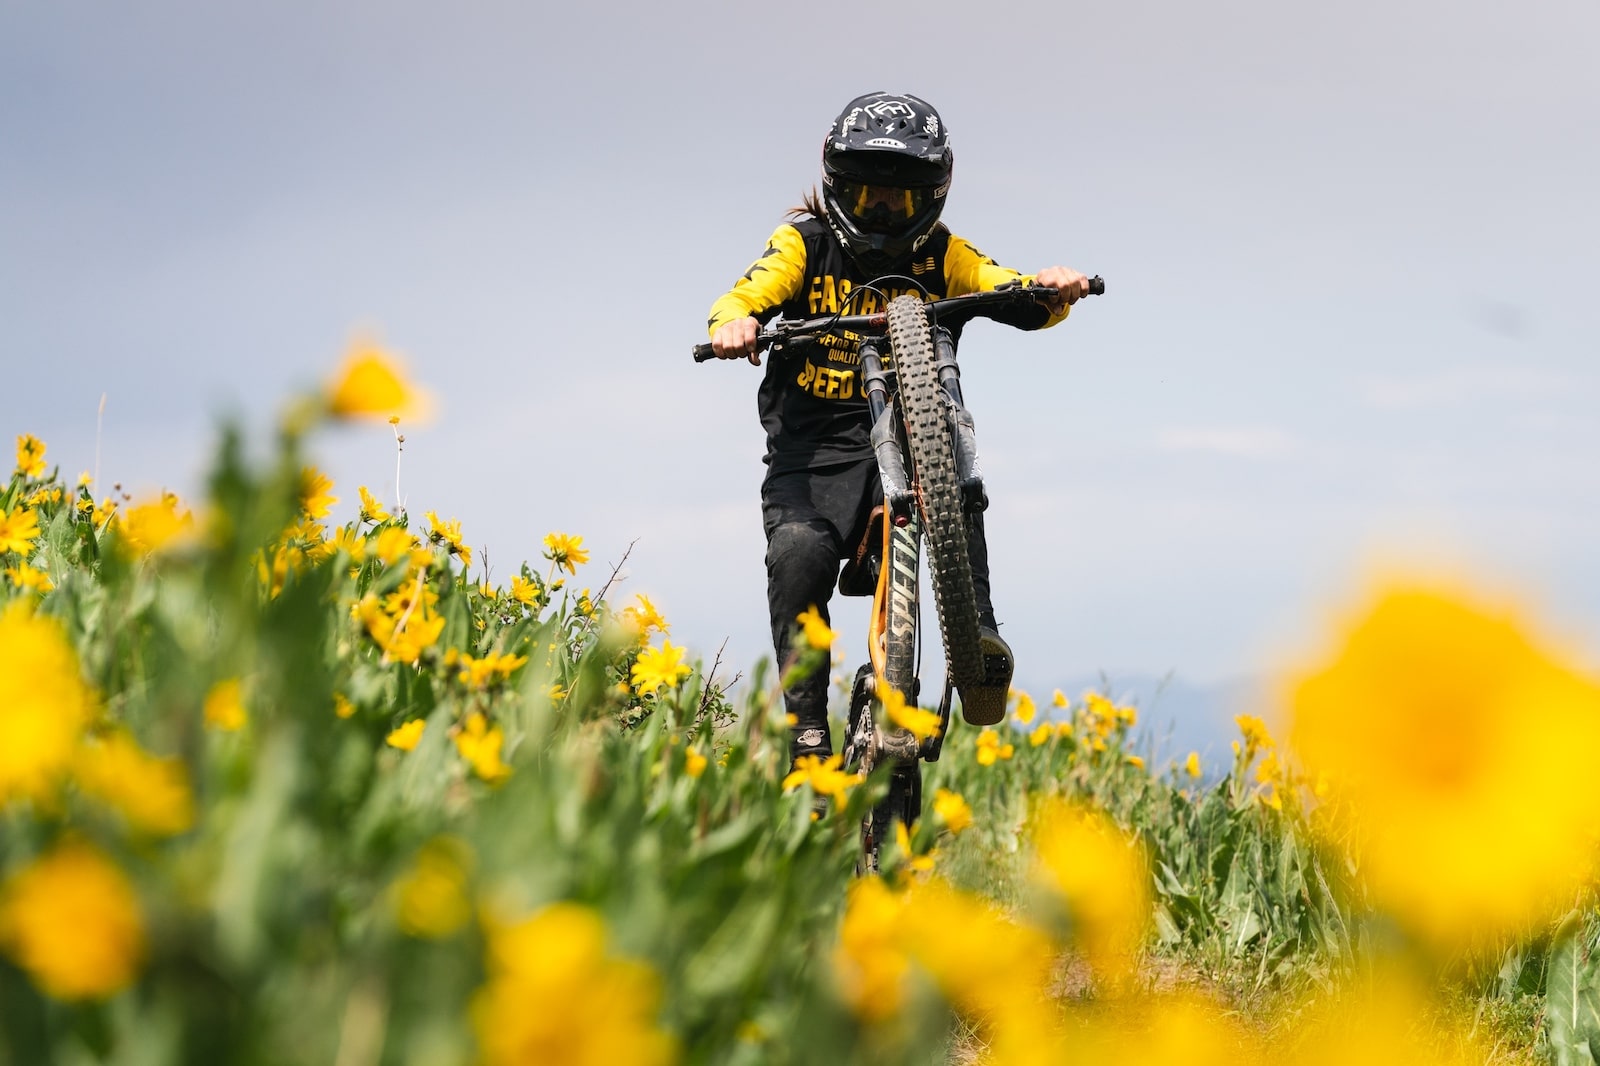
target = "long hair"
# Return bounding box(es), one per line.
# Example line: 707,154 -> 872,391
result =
786,186 -> 824,220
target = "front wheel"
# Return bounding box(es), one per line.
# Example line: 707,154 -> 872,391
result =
885,295 -> 984,695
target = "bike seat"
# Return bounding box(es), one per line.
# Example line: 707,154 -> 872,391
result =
837,504 -> 885,598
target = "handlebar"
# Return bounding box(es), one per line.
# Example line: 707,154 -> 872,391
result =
692,276 -> 1105,363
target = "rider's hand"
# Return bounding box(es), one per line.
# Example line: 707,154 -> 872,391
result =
711,317 -> 762,366
1033,266 -> 1092,316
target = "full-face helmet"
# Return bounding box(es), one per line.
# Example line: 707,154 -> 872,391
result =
821,92 -> 953,276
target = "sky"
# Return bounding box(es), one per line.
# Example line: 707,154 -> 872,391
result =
4,0 -> 1599,724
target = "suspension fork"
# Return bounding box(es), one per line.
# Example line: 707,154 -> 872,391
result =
860,342 -> 915,526
933,328 -> 988,514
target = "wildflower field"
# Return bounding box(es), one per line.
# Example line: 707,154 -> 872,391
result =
4,350 -> 1600,1065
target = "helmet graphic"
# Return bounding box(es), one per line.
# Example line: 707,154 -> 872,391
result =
821,92 -> 953,276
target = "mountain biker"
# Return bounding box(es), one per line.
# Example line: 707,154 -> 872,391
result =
706,91 -> 1093,769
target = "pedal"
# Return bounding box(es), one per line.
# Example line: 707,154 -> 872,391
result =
960,628 -> 1014,726
960,476 -> 989,514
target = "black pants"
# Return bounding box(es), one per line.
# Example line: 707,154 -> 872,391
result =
761,457 -> 994,762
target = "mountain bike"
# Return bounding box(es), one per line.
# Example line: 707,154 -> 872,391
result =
693,276 -> 1105,867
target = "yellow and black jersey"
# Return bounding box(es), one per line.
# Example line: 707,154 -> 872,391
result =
707,216 -> 1068,474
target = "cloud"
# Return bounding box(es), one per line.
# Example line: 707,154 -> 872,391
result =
1154,427 -> 1296,459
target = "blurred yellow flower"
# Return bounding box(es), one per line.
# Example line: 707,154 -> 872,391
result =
473,902 -> 676,1066
0,602 -> 94,804
75,732 -> 195,837
15,434 -> 47,478
0,841 -> 145,1001
1030,799 -> 1151,986
329,525 -> 367,560
898,877 -> 1056,1022
424,510 -> 472,567
834,877 -> 912,1023
118,493 -> 196,557
357,485 -> 390,523
894,821 -> 936,874
455,651 -> 528,690
684,746 -> 708,778
795,604 -> 837,650
0,505 -> 43,555
620,593 -> 669,637
5,561 -> 52,592
1234,714 -> 1274,760
203,678 -> 248,732
1028,722 -> 1052,747
1013,689 -> 1037,725
932,788 -> 972,834
333,693 -> 356,719
882,684 -> 941,741
975,729 -> 1014,767
371,526 -> 414,565
455,712 -> 511,783
386,719 -> 425,751
542,532 -> 589,574
394,837 -> 472,939
1125,754 -> 1146,771
781,754 -> 860,799
1185,751 -> 1202,777
1051,689 -> 1069,709
299,467 -> 338,519
1290,585 -> 1600,948
326,342 -> 431,422
631,640 -> 692,693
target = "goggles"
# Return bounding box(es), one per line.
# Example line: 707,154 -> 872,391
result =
833,180 -> 935,233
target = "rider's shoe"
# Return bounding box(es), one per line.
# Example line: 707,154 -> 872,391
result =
960,624 -> 1014,726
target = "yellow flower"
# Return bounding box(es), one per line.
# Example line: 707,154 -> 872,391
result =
1030,799 -> 1151,986
620,593 -> 668,638
894,821 -> 936,874
1125,754 -> 1146,771
394,837 -> 472,939
974,729 -> 1014,767
0,842 -> 145,1000
455,651 -> 529,690
0,505 -> 43,555
795,604 -> 837,650
1234,714 -> 1274,760
424,510 -> 472,567
542,532 -> 589,574
882,684 -> 941,741
684,746 -> 708,778
474,902 -> 676,1066
1012,689 -> 1036,725
510,575 -> 541,607
0,602 -> 95,804
5,561 -> 53,592
834,877 -> 913,1023
371,525 -> 414,565
454,712 -> 511,783
1051,689 -> 1069,709
386,719 -> 425,751
15,434 -> 47,478
325,341 -> 432,422
896,878 -> 1056,1021
1185,751 -> 1202,778
357,485 -> 390,523
329,525 -> 367,560
202,679 -> 248,731
299,466 -> 338,519
1028,722 -> 1052,747
1289,584 -> 1600,948
932,788 -> 972,834
781,754 -> 860,799
631,640 -> 692,693
75,732 -> 195,837
334,694 -> 356,719
117,493 -> 197,557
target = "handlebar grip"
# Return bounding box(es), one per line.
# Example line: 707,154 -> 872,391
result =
1088,275 -> 1105,296
693,343 -> 716,362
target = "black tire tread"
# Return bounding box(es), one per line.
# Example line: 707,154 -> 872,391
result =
885,296 -> 984,694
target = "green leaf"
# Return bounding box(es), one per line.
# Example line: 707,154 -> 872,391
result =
1545,909 -> 1600,1066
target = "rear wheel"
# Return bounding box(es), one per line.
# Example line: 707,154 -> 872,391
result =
885,295 -> 984,695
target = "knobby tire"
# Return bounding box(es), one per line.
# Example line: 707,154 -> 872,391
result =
885,296 -> 984,695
